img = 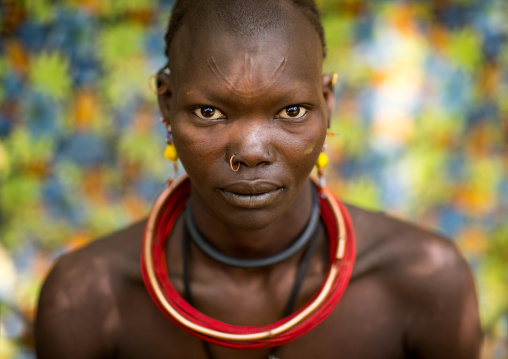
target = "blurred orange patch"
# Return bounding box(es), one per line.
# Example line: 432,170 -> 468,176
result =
429,24 -> 449,54
82,167 -> 108,205
457,226 -> 488,256
73,90 -> 99,131
477,62 -> 501,100
455,185 -> 494,217
70,0 -> 102,14
67,231 -> 92,252
6,40 -> 29,75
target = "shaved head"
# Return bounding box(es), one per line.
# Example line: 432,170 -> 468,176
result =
163,0 -> 326,68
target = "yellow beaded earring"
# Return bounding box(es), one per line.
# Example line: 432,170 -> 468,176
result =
160,117 -> 178,184
163,127 -> 177,162
330,72 -> 338,87
316,132 -> 336,193
316,73 -> 338,193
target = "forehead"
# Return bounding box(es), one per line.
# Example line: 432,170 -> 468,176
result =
168,6 -> 323,96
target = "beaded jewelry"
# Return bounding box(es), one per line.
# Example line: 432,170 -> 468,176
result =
330,72 -> 338,87
141,174 -> 356,350
160,117 -> 178,183
184,187 -> 320,268
315,131 -> 336,193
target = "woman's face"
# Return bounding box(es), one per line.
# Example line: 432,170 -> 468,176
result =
159,15 -> 333,230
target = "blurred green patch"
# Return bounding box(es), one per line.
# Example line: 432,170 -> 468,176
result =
98,24 -> 148,106
479,225 -> 508,330
445,29 -> 482,74
29,52 -> 71,101
99,24 -> 144,69
342,177 -> 381,211
0,141 -> 10,179
23,0 -> 56,24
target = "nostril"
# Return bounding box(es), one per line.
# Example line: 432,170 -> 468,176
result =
229,136 -> 275,168
231,157 -> 270,169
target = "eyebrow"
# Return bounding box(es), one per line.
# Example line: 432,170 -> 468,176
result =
179,83 -> 319,114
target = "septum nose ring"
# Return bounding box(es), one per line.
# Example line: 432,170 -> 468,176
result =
230,155 -> 240,172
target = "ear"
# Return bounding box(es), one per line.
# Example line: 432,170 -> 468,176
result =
322,73 -> 336,129
156,70 -> 173,123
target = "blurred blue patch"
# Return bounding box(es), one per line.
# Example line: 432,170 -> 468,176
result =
136,175 -> 166,202
56,132 -> 112,166
42,175 -> 82,226
438,206 -> 466,238
22,92 -> 59,137
1,68 -> 25,100
15,22 -> 49,53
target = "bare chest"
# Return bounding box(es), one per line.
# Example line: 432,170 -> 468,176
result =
113,274 -> 408,359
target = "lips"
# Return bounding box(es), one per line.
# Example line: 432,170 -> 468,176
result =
218,180 -> 284,208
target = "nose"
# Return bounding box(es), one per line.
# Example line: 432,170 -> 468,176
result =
229,119 -> 275,169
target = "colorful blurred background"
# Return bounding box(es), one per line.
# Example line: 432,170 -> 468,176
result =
0,0 -> 506,357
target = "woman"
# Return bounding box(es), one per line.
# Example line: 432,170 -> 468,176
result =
35,1 -> 482,358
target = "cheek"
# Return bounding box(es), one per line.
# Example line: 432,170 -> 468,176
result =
173,126 -> 224,176
304,143 -> 316,155
172,114 -> 327,179
280,124 -> 327,172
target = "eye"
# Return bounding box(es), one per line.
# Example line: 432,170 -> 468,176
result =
192,106 -> 226,120
276,105 -> 308,120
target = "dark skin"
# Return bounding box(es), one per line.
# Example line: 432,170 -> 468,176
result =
35,6 -> 482,359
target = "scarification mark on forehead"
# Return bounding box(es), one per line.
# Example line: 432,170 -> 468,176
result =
207,55 -> 287,98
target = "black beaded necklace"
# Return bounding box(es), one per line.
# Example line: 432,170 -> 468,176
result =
184,188 -> 320,269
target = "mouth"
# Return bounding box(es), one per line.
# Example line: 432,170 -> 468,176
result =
217,180 -> 284,209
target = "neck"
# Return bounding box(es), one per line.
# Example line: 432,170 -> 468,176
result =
188,180 -> 314,260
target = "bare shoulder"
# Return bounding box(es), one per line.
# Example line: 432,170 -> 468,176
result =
38,218 -> 146,302
348,204 -> 473,291
35,219 -> 147,359
346,204 -> 482,357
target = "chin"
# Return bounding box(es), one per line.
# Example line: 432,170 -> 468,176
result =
217,206 -> 285,231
